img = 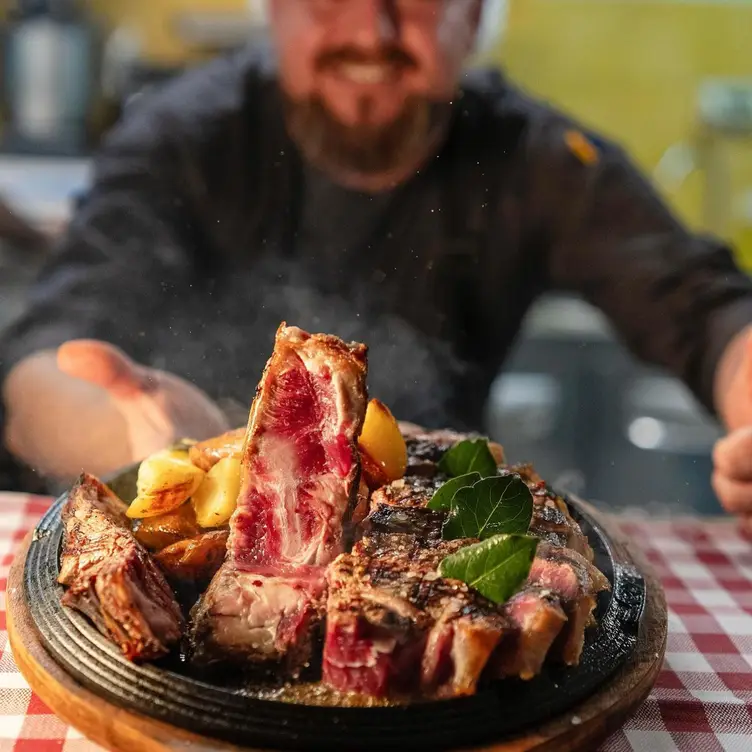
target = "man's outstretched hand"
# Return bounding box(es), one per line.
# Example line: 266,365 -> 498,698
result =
3,340 -> 229,482
713,326 -> 752,532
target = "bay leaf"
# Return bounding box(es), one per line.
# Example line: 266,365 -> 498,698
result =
438,438 -> 497,479
438,534 -> 539,604
442,474 -> 533,541
427,472 -> 482,511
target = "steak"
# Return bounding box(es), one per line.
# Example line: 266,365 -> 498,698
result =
510,464 -> 593,561
344,443 -> 610,690
363,475 -> 446,542
323,534 -> 508,698
191,324 -> 368,672
526,542 -> 610,666
492,587 -> 567,680
58,473 -> 183,661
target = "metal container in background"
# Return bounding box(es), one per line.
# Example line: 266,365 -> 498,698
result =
2,0 -> 98,155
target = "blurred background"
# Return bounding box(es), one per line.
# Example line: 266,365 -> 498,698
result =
2,0 -> 751,514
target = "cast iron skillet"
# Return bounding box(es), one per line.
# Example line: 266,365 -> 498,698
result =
24,467 -> 646,751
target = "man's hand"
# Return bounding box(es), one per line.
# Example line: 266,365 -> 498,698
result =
713,325 -> 752,531
3,340 -> 229,482
713,428 -> 752,533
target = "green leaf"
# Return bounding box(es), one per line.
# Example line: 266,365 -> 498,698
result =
442,475 -> 533,541
427,472 -> 482,511
438,534 -> 539,604
438,438 -> 497,479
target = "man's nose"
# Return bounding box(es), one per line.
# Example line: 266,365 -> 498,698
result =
345,0 -> 399,50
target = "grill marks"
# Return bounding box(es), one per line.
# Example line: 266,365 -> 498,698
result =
190,325 -> 368,673
511,463 -> 593,560
321,434 -> 610,697
58,474 -> 183,662
323,535 -> 508,698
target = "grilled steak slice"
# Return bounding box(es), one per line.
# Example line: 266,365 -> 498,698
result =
492,587 -> 567,680
358,465 -> 610,682
191,324 -> 368,672
529,492 -> 592,560
527,543 -> 609,665
506,465 -> 593,561
363,504 -> 444,541
58,473 -> 183,661
364,475 -> 445,541
323,535 -> 507,698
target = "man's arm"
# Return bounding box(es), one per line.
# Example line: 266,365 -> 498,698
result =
522,111 -> 752,523
0,101 -> 228,487
527,117 -> 752,416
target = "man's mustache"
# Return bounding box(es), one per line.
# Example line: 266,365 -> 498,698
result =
316,47 -> 417,72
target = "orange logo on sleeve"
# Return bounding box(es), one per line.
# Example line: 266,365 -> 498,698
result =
564,129 -> 599,166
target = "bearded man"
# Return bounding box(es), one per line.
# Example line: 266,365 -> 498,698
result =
2,2 -> 752,528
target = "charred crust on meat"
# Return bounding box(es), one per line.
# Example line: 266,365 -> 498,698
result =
58,473 -> 183,662
363,505 -> 444,541
401,428 -> 503,478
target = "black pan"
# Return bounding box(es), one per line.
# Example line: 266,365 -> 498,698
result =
24,468 -> 646,751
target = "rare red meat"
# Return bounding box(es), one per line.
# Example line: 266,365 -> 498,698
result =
526,542 -> 610,665
191,324 -> 368,672
492,587 -> 567,680
323,534 -> 508,698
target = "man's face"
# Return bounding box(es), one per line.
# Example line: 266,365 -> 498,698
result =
268,0 -> 481,183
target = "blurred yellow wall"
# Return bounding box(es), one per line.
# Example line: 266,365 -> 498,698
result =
492,0 -> 752,268
86,0 -> 247,66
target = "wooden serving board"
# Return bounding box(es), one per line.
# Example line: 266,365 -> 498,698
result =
8,501 -> 667,752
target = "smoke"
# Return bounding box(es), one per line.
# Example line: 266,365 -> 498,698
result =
146,254 -> 474,430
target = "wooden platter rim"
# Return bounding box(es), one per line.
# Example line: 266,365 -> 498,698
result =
8,498 -> 667,752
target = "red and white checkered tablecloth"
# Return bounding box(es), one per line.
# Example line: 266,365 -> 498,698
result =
1,492 -> 751,752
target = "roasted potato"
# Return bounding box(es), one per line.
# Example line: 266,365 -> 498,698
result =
189,428 -> 245,472
358,399 -> 407,489
133,503 -> 203,551
192,455 -> 242,528
126,448 -> 205,519
155,530 -> 229,586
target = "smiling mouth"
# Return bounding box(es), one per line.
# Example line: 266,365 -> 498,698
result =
333,62 -> 400,85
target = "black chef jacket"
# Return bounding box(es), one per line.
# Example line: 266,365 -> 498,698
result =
2,46 -> 752,490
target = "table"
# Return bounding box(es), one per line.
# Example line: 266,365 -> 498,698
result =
1,492 -> 751,752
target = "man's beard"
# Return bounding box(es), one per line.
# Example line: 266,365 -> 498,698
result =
283,93 -> 453,181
